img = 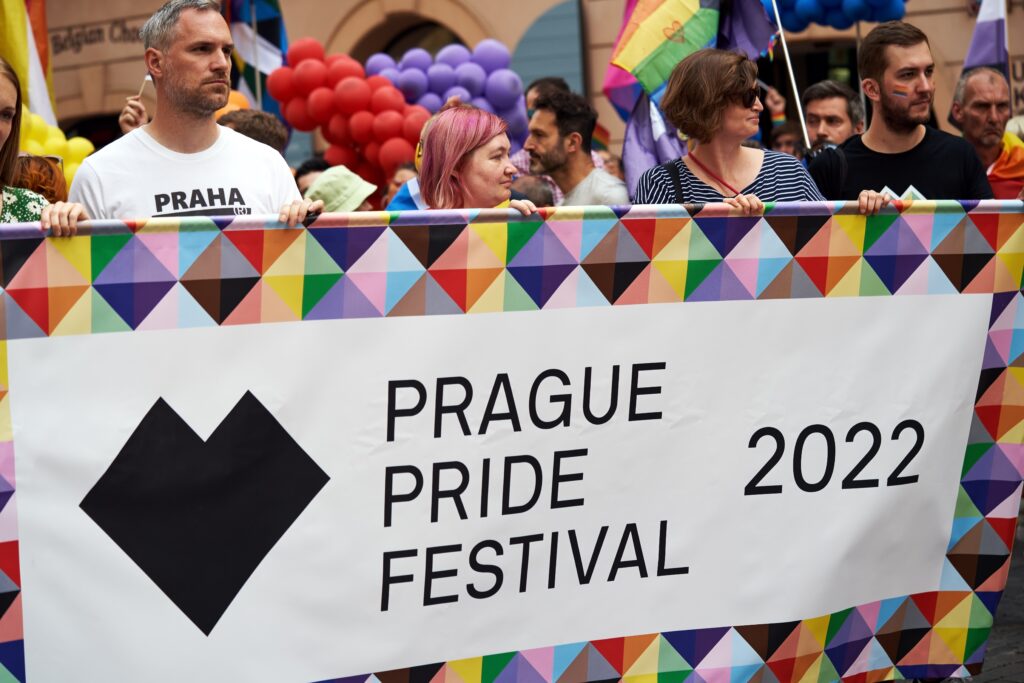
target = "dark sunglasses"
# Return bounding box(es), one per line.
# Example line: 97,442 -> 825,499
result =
736,86 -> 764,109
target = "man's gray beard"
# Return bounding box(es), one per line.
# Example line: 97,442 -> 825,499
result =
165,82 -> 226,120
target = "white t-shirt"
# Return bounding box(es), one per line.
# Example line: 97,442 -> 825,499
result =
561,168 -> 629,207
70,125 -> 300,220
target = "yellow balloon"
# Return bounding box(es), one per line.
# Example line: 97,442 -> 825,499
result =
28,115 -> 48,145
43,131 -> 68,158
64,162 -> 80,186
21,139 -> 45,156
65,137 -> 95,164
46,125 -> 66,143
20,105 -> 32,133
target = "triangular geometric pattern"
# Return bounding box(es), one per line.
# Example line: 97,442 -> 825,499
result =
1,201 -> 1023,683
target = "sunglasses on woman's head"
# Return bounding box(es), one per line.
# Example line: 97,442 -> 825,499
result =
18,152 -> 64,171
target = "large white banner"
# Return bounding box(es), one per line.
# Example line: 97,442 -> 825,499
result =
9,294 -> 990,681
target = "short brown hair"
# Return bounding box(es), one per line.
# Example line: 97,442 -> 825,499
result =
858,21 -> 930,84
660,49 -> 757,144
218,109 -> 288,154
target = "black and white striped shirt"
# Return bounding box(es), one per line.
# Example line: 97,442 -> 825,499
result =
634,150 -> 825,204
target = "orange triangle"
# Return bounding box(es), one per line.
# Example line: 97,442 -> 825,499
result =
47,285 -> 89,333
997,405 -> 1024,439
652,217 -> 689,258
262,229 -> 303,272
825,255 -> 861,293
622,634 -> 659,673
466,268 -> 503,310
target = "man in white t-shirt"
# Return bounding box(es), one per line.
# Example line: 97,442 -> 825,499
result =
523,90 -> 628,207
71,0 -> 321,225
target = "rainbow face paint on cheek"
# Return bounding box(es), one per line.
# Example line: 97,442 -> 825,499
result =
891,84 -> 910,98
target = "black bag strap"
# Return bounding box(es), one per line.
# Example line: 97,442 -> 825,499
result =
661,159 -> 685,204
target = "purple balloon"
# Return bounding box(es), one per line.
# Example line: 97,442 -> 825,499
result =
379,67 -> 401,84
436,44 -> 472,68
443,85 -> 472,103
500,104 -> 528,137
454,62 -> 487,97
427,63 -> 457,94
365,53 -> 396,76
484,69 -> 523,111
399,47 -> 433,72
417,92 -> 444,113
397,69 -> 429,101
471,39 -> 511,74
470,96 -> 495,114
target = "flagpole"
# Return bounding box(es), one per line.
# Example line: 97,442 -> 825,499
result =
1004,0 -> 1012,115
250,0 -> 262,109
768,0 -> 811,149
855,22 -> 867,125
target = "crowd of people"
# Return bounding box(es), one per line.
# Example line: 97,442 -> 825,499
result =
0,0 -> 1019,237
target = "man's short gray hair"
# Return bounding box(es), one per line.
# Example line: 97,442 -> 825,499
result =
953,66 -> 1008,106
140,0 -> 221,50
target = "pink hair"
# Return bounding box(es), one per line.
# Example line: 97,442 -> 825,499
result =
419,106 -> 508,209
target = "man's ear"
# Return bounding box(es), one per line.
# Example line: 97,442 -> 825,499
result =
565,131 -> 582,154
861,78 -> 880,103
951,101 -> 965,127
144,48 -> 163,80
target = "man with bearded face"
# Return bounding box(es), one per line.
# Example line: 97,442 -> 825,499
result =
952,68 -> 1024,199
809,21 -> 991,214
70,0 -> 321,225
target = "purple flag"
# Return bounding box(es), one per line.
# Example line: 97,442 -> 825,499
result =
719,0 -> 778,60
963,0 -> 1009,77
623,92 -> 686,199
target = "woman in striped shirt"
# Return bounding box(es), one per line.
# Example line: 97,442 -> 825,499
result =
634,49 -> 824,213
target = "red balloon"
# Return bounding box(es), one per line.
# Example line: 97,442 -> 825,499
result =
334,77 -> 372,115
325,113 -> 351,146
379,137 -> 416,176
403,108 -> 431,145
266,66 -> 297,103
327,57 -> 365,87
284,98 -> 317,132
324,144 -> 359,169
287,37 -> 325,66
354,161 -> 383,188
349,110 -> 375,145
293,59 -> 328,96
372,110 -> 404,144
371,86 -> 406,114
307,87 -> 336,124
362,141 -> 382,168
324,53 -> 347,66
366,75 -> 393,92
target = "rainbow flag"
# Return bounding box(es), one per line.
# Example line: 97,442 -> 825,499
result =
610,0 -> 720,102
0,0 -> 56,123
222,0 -> 288,118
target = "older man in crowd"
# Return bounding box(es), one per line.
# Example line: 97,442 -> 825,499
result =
952,67 -> 1024,199
71,0 -> 319,225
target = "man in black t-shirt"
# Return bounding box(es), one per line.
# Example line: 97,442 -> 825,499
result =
808,21 -> 992,213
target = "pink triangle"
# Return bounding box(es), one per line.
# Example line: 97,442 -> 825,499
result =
1001,443 -> 1024,477
988,480 -> 1023,518
894,258 -> 931,295
260,281 -> 299,322
346,230 -> 390,273
616,265 -> 652,305
6,243 -> 47,290
728,220 -> 764,260
647,262 -> 679,303
692,667 -> 730,682
857,601 -> 882,631
430,229 -> 470,271
0,594 -> 23,642
521,647 -> 554,681
990,329 -> 1013,363
903,214 -> 935,252
545,267 -> 580,309
136,282 -> 180,331
992,296 -> 1020,332
137,232 -> 179,279
696,628 -> 734,668
223,281 -> 263,326
549,219 -> 583,260
346,272 -> 387,314
0,499 -> 17,544
0,442 -> 14,488
723,258 -> 758,296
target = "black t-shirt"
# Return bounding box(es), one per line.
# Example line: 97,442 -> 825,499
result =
807,127 -> 993,200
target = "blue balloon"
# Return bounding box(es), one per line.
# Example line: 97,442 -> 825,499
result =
820,0 -> 842,9
471,39 -> 511,73
417,92 -> 443,113
795,0 -> 825,24
399,48 -> 433,72
444,85 -> 472,103
470,96 -> 496,114
875,0 -> 905,20
366,53 -> 396,76
841,0 -> 871,20
778,0 -> 797,11
484,69 -> 523,111
427,63 -> 456,94
779,8 -> 809,31
454,62 -> 488,97
864,0 -> 889,8
825,8 -> 855,27
436,44 -> 472,68
397,69 -> 429,100
379,67 -> 401,84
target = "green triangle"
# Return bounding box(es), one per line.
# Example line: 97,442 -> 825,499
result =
657,635 -> 691,673
503,272 -> 539,311
91,289 -> 131,333
863,213 -> 900,251
506,219 -> 544,262
481,651 -> 516,683
688,224 -> 722,261
954,486 -> 984,520
961,442 -> 993,478
684,258 -> 721,297
816,653 -> 840,683
176,217 -> 218,233
826,607 -> 854,644
305,234 -> 344,275
965,625 -> 991,658
0,662 -> 21,683
91,233 -> 133,279
968,595 -> 993,628
302,273 -> 343,317
656,669 -> 691,683
858,258 -> 892,295
583,206 -> 619,221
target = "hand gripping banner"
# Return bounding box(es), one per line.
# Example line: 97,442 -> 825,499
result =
0,200 -> 1020,682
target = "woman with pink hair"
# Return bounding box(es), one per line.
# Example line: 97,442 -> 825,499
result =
418,105 -> 536,213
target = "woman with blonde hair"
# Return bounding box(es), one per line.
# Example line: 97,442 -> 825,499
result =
634,49 -> 823,213
0,56 -> 87,233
